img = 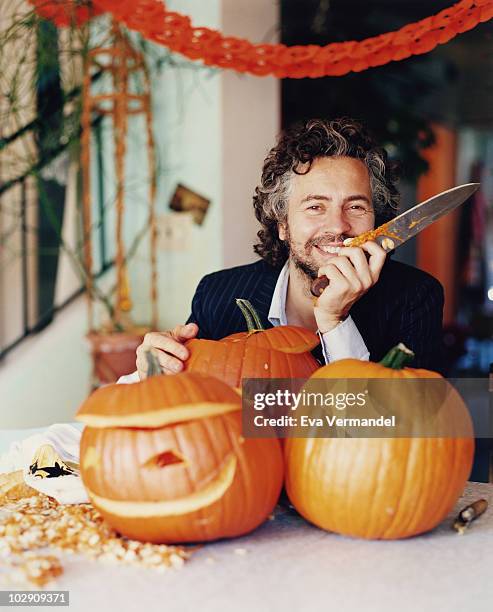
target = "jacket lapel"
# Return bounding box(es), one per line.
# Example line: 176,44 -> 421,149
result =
248,264 -> 281,329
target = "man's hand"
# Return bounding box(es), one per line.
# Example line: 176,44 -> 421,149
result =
314,241 -> 386,333
136,323 -> 199,380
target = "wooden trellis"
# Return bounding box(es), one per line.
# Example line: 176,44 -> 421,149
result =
80,21 -> 158,332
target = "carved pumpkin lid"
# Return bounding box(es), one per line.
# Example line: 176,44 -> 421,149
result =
76,372 -> 241,429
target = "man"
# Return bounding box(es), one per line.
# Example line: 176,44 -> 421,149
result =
123,117 -> 444,383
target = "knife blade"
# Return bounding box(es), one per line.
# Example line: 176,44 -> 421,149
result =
310,182 -> 480,298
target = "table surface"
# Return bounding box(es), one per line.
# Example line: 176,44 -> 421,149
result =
3,481 -> 490,612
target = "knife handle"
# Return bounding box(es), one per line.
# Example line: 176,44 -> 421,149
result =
309,235 -> 396,297
310,276 -> 330,298
374,235 -> 396,251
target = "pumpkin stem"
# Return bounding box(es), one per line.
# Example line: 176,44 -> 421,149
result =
146,350 -> 162,377
235,298 -> 264,333
379,342 -> 415,369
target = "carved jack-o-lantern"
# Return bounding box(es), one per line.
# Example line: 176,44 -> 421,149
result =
77,369 -> 284,543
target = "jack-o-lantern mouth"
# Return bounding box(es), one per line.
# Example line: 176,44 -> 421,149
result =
85,454 -> 237,517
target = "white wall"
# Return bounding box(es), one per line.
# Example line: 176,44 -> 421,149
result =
128,0 -> 223,331
0,0 -> 280,428
130,0 -> 280,327
0,296 -> 92,428
221,0 -> 280,268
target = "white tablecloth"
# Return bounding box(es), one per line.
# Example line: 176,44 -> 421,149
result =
3,481 -> 489,612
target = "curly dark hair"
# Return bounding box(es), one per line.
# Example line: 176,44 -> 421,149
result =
253,118 -> 400,268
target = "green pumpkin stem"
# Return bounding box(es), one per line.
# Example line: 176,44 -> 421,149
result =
379,343 -> 415,370
146,350 -> 162,377
235,298 -> 264,333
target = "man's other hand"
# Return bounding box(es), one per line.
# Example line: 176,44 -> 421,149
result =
314,241 -> 386,333
136,323 -> 199,380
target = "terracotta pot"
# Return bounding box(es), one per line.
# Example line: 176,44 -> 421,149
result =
87,330 -> 148,386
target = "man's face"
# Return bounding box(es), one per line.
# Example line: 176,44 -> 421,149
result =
278,156 -> 375,279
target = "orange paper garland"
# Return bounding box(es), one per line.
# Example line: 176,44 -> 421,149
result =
30,0 -> 493,77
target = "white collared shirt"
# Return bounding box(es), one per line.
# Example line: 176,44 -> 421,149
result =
117,261 -> 369,384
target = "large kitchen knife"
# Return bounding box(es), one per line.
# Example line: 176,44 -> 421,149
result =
310,182 -> 480,297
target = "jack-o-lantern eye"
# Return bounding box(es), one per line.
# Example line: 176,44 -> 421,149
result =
143,450 -> 187,469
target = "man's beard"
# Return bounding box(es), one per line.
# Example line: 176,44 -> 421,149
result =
291,250 -> 318,280
283,225 -> 347,281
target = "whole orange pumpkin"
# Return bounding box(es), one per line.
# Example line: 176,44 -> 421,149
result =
185,299 -> 320,388
77,365 -> 283,543
284,344 -> 475,540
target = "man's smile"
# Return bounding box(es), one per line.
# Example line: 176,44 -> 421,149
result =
313,244 -> 343,255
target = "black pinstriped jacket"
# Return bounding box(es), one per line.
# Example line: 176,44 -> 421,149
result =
186,258 -> 445,373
